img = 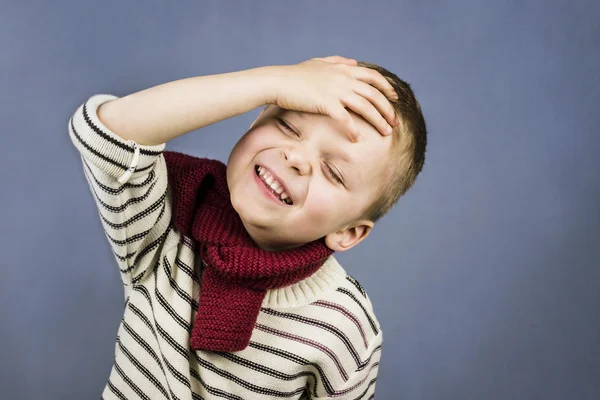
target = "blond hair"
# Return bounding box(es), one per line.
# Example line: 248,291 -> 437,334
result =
358,62 -> 428,223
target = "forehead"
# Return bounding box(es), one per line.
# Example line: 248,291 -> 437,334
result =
280,109 -> 381,141
279,109 -> 392,185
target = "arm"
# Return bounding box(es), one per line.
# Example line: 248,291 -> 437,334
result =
96,66 -> 282,146
96,56 -> 399,146
310,336 -> 382,399
70,67 -> 285,285
69,56 -> 397,285
69,95 -> 170,286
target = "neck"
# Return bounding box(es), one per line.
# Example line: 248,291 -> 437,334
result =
240,218 -> 305,252
262,255 -> 347,307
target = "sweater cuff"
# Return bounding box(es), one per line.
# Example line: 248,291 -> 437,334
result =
69,94 -> 166,182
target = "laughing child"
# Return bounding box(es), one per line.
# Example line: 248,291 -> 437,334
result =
68,55 -> 427,399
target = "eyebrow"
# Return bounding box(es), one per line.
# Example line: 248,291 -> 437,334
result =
288,110 -> 308,120
328,152 -> 358,184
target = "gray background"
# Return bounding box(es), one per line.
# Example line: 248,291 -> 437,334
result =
1,0 -> 599,399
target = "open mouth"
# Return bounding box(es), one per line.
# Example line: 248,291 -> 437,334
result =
255,165 -> 293,205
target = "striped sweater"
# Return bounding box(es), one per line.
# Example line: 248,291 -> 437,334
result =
68,94 -> 383,400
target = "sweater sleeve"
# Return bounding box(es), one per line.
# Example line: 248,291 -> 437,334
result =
305,285 -> 384,399
68,94 -> 173,286
310,335 -> 382,399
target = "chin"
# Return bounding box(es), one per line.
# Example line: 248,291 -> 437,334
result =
232,198 -> 269,231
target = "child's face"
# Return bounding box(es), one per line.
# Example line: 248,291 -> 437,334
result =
226,106 -> 392,252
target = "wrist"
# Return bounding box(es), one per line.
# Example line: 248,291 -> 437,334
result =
250,65 -> 289,106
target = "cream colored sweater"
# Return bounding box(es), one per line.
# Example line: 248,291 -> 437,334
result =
69,94 -> 383,400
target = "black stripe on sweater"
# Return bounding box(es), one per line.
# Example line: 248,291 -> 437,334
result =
192,390 -> 204,400
156,323 -> 189,359
127,294 -> 181,400
163,256 -> 198,309
109,209 -> 169,267
255,323 -> 349,381
164,357 -> 191,393
337,288 -> 380,336
175,257 -> 200,285
106,379 -> 128,400
83,163 -> 160,213
121,320 -> 164,376
71,114 -> 153,174
357,345 -> 382,373
216,351 -> 315,383
116,337 -> 170,399
180,235 -> 196,250
353,377 -> 377,400
131,285 -> 195,400
113,359 -> 151,400
154,270 -> 192,333
82,158 -> 155,194
98,189 -> 167,230
261,308 -> 366,370
346,275 -> 367,298
188,367 -> 243,400
133,286 -> 190,360
70,117 -> 127,172
325,361 -> 380,398
120,221 -> 172,274
111,247 -> 137,262
104,229 -> 150,247
127,303 -> 157,341
81,101 -> 163,157
247,341 -> 335,396
131,271 -> 146,285
193,353 -> 306,398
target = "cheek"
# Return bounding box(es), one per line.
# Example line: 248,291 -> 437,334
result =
303,185 -> 344,221
229,133 -> 256,164
230,127 -> 280,164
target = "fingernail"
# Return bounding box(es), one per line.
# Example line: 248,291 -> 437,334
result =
386,125 -> 393,134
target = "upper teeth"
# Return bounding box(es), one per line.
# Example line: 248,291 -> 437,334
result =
257,166 -> 292,204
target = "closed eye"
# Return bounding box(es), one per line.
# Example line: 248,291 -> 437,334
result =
276,117 -> 345,186
276,117 -> 299,137
325,163 -> 344,185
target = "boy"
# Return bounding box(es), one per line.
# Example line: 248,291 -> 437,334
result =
69,55 -> 426,399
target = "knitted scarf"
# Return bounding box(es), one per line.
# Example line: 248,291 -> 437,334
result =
163,151 -> 334,352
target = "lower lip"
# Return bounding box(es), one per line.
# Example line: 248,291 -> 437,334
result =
254,168 -> 287,206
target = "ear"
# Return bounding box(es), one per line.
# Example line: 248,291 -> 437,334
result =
324,220 -> 374,252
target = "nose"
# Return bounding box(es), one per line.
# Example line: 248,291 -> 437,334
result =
282,147 -> 311,175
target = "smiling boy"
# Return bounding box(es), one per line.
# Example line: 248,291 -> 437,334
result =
69,56 -> 426,399
228,106 -> 395,251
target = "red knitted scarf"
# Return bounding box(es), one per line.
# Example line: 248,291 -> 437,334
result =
163,151 -> 334,352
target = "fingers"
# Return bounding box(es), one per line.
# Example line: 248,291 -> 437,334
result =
327,104 -> 361,142
353,81 -> 398,128
352,67 -> 397,102
306,56 -> 397,140
342,95 -> 392,137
